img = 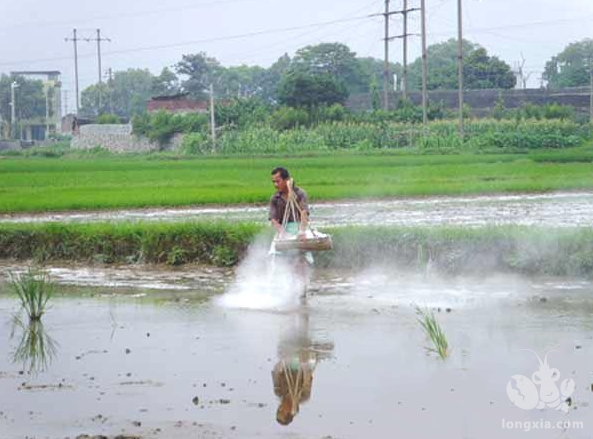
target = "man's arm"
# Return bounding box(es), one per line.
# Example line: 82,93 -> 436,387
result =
271,218 -> 284,236
269,196 -> 284,236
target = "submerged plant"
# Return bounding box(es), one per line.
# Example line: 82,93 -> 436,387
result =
413,304 -> 449,360
10,268 -> 54,321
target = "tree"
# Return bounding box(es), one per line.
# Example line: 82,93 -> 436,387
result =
276,72 -> 348,108
543,39 -> 593,89
464,47 -> 516,89
356,57 -> 401,93
151,67 -> 180,97
265,53 -> 292,102
290,43 -> 367,94
80,68 -> 154,118
217,65 -> 268,99
0,74 -> 46,123
175,52 -> 223,99
408,39 -> 515,90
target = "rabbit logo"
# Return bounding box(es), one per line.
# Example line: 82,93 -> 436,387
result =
506,350 -> 575,413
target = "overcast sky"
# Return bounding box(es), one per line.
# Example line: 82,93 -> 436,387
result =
1,0 -> 592,110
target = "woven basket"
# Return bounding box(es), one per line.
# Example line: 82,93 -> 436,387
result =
274,235 -> 333,252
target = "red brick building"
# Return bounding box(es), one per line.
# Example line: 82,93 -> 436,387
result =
146,93 -> 208,114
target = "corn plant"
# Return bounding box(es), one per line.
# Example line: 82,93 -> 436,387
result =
413,304 -> 449,360
10,268 -> 54,321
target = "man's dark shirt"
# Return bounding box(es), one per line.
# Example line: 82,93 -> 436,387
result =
269,187 -> 309,224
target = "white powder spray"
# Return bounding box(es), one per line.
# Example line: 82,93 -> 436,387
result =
217,233 -> 309,311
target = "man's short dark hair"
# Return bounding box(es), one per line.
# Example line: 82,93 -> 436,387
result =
271,167 -> 289,180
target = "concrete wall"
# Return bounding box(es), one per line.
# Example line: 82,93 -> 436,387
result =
71,124 -> 183,153
347,86 -> 592,115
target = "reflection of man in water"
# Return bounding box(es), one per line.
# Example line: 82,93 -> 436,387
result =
272,310 -> 333,425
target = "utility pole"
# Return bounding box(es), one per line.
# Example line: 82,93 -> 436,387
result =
209,84 -> 216,153
44,84 -> 50,138
392,1 -> 420,100
402,0 -> 408,99
85,29 -> 110,113
457,0 -> 464,138
383,0 -> 390,110
10,81 -> 19,139
64,90 -> 69,115
420,0 -> 427,126
106,68 -> 114,114
375,1 -> 421,109
65,29 -> 80,114
589,58 -> 593,124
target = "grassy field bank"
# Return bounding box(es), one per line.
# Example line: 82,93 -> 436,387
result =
2,221 -> 593,277
2,147 -> 593,213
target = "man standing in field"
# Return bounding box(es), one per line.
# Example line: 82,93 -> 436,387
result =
269,167 -> 309,239
269,167 -> 312,298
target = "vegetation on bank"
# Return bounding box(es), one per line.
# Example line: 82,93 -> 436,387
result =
2,147 -> 593,212
130,106 -> 591,152
1,222 -> 593,277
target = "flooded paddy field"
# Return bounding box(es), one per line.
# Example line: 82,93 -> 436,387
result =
0,262 -> 592,439
2,190 -> 593,228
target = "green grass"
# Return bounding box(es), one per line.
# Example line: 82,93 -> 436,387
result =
9,268 -> 54,321
1,147 -> 593,212
0,221 -> 262,266
3,222 -> 593,276
413,304 -> 449,360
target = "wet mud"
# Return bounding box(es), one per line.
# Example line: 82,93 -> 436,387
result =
0,262 -> 592,439
2,191 -> 593,227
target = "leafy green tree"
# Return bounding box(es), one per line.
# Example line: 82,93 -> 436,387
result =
290,43 -> 367,93
543,39 -> 593,88
408,39 -> 515,90
0,74 -> 46,123
175,52 -> 223,99
214,97 -> 270,128
217,65 -> 268,99
265,53 -> 292,101
276,72 -> 348,108
356,57 -> 401,93
151,67 -> 180,97
464,47 -> 515,89
80,68 -> 154,118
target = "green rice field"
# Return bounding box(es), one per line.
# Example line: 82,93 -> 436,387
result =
1,147 -> 593,213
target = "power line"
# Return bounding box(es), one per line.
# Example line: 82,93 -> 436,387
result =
224,0 -> 381,65
0,15 -> 372,68
0,0 -> 274,33
2,13 -> 592,69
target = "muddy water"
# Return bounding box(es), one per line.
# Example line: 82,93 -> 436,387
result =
0,264 -> 592,439
2,191 -> 593,227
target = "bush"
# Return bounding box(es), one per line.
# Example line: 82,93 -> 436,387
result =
96,113 -> 120,124
215,97 -> 270,129
270,106 -> 309,131
132,111 -> 209,146
179,132 -> 210,155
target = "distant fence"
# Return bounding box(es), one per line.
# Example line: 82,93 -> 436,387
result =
347,87 -> 592,115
